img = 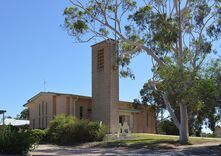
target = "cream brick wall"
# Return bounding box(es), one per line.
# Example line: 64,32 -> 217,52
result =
74,98 -> 92,119
28,93 -> 53,129
92,39 -> 119,133
27,92 -> 155,133
27,93 -> 91,129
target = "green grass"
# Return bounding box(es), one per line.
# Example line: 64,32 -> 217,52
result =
98,133 -> 221,148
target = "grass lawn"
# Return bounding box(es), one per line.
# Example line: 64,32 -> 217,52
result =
99,133 -> 221,148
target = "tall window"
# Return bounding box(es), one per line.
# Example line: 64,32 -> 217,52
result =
146,111 -> 149,127
33,119 -> 35,129
42,117 -> 44,128
97,49 -> 104,71
45,117 -> 48,128
42,101 -> 44,116
39,118 -> 41,129
39,103 -> 41,116
53,96 -> 56,116
80,106 -> 83,119
46,102 -> 48,115
66,97 -> 70,115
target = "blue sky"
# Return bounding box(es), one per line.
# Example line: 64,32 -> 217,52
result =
0,0 -> 152,117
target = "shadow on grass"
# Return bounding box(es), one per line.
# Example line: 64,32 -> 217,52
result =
95,138 -> 192,149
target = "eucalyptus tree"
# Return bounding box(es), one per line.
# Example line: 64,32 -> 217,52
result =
204,58 -> 221,130
63,0 -> 221,143
137,65 -> 220,136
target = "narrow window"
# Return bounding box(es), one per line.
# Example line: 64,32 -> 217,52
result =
53,96 -> 56,116
80,106 -> 83,119
146,111 -> 149,127
39,103 -> 41,116
45,117 -> 48,128
42,117 -> 44,129
33,119 -> 35,129
66,97 -> 70,115
42,101 -> 44,115
39,118 -> 41,129
46,102 -> 48,115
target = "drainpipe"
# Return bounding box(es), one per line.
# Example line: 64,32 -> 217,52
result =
73,96 -> 79,117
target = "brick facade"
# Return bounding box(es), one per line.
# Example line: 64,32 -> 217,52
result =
25,39 -> 156,133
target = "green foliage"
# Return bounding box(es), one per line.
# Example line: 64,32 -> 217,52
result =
157,64 -> 219,133
47,115 -> 106,145
136,59 -> 221,135
63,0 -> 221,79
16,108 -> 29,120
87,121 -> 107,141
159,120 -> 179,135
31,129 -> 47,143
206,133 -> 216,138
0,125 -> 37,154
47,114 -> 77,144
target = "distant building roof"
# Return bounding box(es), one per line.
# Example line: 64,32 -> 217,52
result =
0,118 -> 29,126
0,110 -> 6,114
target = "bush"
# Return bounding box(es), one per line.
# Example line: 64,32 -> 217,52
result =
207,133 -> 216,138
0,125 -> 37,154
87,121 -> 106,141
73,120 -> 106,142
47,115 -> 77,144
31,129 -> 47,143
47,114 -> 106,145
159,120 -> 179,135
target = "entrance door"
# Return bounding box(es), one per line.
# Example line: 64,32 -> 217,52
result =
119,115 -> 130,127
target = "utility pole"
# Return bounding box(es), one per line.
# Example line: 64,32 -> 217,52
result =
0,110 -> 6,125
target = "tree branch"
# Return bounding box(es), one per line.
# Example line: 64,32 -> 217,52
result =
162,93 -> 180,129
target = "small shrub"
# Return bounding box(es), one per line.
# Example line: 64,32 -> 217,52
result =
47,114 -> 107,145
31,129 -> 46,143
74,119 -> 89,142
207,133 -> 216,138
87,121 -> 106,141
47,114 -> 77,144
0,125 -> 37,154
159,120 -> 179,135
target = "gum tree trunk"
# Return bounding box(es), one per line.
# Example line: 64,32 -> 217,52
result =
179,103 -> 189,144
162,94 -> 189,143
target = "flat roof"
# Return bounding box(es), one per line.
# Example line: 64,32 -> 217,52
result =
91,38 -> 117,47
0,110 -> 6,114
0,118 -> 29,126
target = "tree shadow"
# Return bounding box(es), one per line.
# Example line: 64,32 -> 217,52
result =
94,138 -> 190,149
180,145 -> 221,155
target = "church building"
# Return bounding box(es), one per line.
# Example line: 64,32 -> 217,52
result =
25,39 -> 156,133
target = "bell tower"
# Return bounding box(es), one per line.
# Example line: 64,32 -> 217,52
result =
91,39 -> 119,133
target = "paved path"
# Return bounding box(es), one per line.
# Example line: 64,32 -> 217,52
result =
30,143 -> 221,156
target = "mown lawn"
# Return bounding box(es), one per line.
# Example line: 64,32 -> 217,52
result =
99,133 -> 221,148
